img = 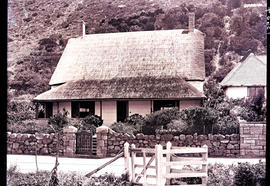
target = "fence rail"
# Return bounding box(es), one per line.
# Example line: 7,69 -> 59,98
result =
124,142 -> 208,186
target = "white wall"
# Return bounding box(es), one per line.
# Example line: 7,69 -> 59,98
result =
128,101 -> 151,116
102,101 -> 117,127
95,101 -> 101,117
179,100 -> 201,110
225,87 -> 248,99
52,102 -> 58,116
186,81 -> 204,93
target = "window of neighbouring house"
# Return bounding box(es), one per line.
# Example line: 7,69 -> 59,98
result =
247,87 -> 265,98
71,101 -> 95,118
153,100 -> 179,112
37,102 -> 53,118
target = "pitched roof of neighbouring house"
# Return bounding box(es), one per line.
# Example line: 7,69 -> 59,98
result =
34,76 -> 204,101
49,29 -> 205,86
220,53 -> 266,87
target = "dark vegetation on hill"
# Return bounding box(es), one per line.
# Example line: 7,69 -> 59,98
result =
8,0 -> 266,97
7,0 -> 266,128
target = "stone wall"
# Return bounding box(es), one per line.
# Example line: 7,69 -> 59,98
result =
240,122 -> 266,157
7,126 -> 77,157
7,123 -> 266,158
96,126 -> 240,158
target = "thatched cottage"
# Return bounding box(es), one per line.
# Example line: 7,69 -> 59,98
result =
220,53 -> 266,99
34,13 -> 206,126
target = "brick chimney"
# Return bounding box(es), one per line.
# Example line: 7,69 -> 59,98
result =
188,12 -> 195,32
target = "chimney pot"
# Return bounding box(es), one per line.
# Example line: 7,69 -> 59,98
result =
82,21 -> 86,37
188,12 -> 195,32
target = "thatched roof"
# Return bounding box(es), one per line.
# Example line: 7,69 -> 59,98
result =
220,53 -> 266,87
49,29 -> 205,85
34,76 -> 204,101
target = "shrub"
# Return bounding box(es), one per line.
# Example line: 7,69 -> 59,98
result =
7,169 -> 51,186
7,121 -> 54,134
215,115 -> 239,134
125,114 -> 145,134
82,114 -> 103,127
142,108 -> 181,134
165,119 -> 190,135
48,109 -> 69,132
179,107 -> 219,134
7,168 -> 131,186
111,122 -> 137,135
7,98 -> 35,125
125,114 -> 144,125
234,162 -> 265,186
208,163 -> 236,186
75,115 -> 103,134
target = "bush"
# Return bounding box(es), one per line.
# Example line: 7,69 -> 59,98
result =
7,98 -> 36,125
124,114 -> 144,134
82,114 -> 103,127
48,109 -> 69,132
125,114 -> 144,125
7,167 -> 131,186
142,108 -> 181,134
7,121 -> 54,134
215,115 -> 239,134
179,107 -> 219,134
111,122 -> 138,135
208,163 -> 236,186
164,119 -> 190,135
74,115 -> 104,134
7,167 -> 51,186
234,162 -> 265,186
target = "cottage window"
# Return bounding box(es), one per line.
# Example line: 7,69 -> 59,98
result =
72,101 -> 95,118
153,100 -> 179,112
37,102 -> 53,118
247,86 -> 265,98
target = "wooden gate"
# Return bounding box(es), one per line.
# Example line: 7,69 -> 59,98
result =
124,142 -> 208,186
76,131 -> 93,155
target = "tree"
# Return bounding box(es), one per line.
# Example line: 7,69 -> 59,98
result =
48,109 -> 69,186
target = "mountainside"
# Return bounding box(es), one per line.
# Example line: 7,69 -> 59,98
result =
8,0 -> 267,98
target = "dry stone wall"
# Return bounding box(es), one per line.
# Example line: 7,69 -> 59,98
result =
96,126 -> 240,158
7,123 -> 266,158
7,126 -> 77,157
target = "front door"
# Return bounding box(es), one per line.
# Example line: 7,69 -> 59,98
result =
117,101 -> 128,122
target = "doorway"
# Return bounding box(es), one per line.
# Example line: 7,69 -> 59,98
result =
117,101 -> 128,122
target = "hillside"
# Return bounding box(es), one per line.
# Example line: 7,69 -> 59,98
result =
8,0 -> 267,98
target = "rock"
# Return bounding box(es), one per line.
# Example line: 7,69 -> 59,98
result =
13,143 -> 19,149
161,134 -> 173,141
227,144 -> 234,150
213,142 -> 220,147
220,140 -> 229,144
136,133 -> 144,139
149,135 -> 155,140
179,134 -> 185,141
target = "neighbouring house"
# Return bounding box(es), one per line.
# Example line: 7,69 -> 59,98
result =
33,13 -> 206,126
220,53 -> 266,99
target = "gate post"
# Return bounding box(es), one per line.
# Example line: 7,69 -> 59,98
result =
124,142 -> 130,180
63,126 -> 78,157
155,144 -> 163,186
96,126 -> 109,158
166,142 -> 172,185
